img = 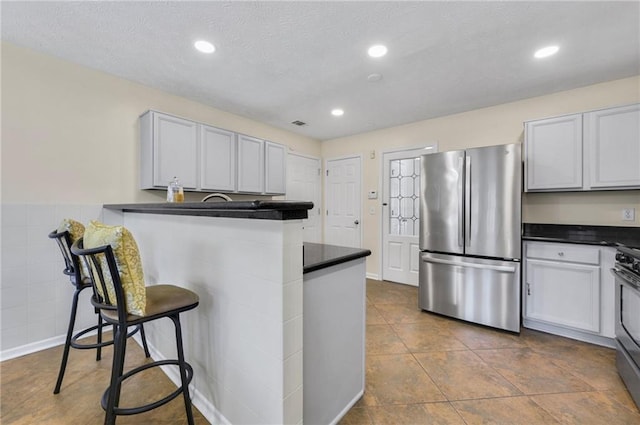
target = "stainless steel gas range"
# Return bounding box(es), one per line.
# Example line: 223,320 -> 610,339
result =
612,245 -> 640,408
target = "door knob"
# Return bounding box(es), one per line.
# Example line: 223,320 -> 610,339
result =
354,220 -> 360,225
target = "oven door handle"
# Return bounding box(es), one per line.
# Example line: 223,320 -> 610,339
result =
611,267 -> 640,291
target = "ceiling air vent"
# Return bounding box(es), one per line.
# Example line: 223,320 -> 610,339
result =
291,120 -> 306,126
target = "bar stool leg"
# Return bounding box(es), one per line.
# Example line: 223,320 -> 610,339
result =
171,314 -> 195,425
139,324 -> 151,358
104,324 -> 128,425
53,287 -> 82,394
96,313 -> 104,361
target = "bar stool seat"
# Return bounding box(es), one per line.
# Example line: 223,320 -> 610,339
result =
72,238 -> 199,425
48,228 -> 150,395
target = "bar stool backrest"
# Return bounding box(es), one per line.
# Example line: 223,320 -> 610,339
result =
71,238 -> 127,324
48,229 -> 83,287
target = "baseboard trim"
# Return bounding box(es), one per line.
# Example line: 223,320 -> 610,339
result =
522,319 -> 615,349
137,335 -> 231,425
0,334 -> 68,362
329,389 -> 364,425
366,272 -> 380,281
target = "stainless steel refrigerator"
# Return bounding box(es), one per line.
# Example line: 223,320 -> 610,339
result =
418,143 -> 522,332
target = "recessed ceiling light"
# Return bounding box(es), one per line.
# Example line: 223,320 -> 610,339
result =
331,109 -> 344,117
534,45 -> 559,59
367,44 -> 388,58
194,40 -> 216,54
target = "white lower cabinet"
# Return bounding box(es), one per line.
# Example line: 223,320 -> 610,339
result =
525,259 -> 600,332
523,241 -> 615,346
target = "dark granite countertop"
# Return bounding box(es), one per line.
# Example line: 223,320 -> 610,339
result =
303,243 -> 371,274
523,223 -> 640,249
104,201 -> 313,220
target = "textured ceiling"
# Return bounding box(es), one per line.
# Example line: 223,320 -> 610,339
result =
2,1 -> 639,141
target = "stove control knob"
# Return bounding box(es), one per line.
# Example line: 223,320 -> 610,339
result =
633,261 -> 640,273
616,252 -> 633,264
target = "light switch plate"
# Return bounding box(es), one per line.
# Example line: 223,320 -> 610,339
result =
622,208 -> 636,221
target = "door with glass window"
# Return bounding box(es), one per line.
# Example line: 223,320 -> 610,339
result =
382,150 -> 424,286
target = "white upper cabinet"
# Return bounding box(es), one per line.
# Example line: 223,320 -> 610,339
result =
525,114 -> 583,191
524,103 -> 640,192
200,125 -> 236,192
264,141 -> 287,195
140,111 -> 198,189
140,110 -> 287,195
585,104 -> 640,189
237,135 -> 265,194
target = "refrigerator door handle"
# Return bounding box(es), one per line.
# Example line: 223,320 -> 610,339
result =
465,156 -> 471,247
421,255 -> 517,273
457,156 -> 464,247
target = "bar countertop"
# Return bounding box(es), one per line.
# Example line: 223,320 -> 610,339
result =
104,200 -> 313,220
523,223 -> 640,249
303,243 -> 371,274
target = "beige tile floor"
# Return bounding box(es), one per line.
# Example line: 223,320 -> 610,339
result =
2,279 -> 639,424
340,280 -> 640,425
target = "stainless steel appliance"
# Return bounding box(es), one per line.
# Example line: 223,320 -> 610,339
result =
612,245 -> 640,408
419,143 -> 522,332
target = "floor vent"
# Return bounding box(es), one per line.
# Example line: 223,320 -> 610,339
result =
291,120 -> 306,126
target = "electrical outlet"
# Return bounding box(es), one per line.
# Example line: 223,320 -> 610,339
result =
622,208 -> 636,221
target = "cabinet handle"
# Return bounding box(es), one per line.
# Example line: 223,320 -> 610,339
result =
558,252 -> 564,257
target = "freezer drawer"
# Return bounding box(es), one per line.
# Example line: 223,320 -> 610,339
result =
419,252 -> 521,332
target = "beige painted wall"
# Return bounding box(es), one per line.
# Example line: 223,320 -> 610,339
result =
1,42 -> 320,204
321,76 -> 640,277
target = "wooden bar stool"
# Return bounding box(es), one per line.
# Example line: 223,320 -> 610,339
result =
72,236 -> 199,425
48,227 -> 150,394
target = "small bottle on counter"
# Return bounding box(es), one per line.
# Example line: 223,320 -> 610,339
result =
167,176 -> 184,203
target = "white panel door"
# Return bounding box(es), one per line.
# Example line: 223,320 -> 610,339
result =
325,157 -> 361,248
382,149 -> 424,286
286,153 -> 322,243
200,125 -> 236,192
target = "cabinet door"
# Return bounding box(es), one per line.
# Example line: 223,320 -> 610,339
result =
525,114 -> 583,191
153,113 -> 198,188
200,125 -> 236,192
585,104 -> 640,189
264,141 -> 286,194
525,258 -> 600,333
237,135 -> 264,193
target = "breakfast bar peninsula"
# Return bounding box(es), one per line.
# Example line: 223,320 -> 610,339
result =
103,201 -> 370,425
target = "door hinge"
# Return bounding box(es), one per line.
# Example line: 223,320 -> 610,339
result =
326,169 -> 329,176
318,168 -> 321,176
326,210 -> 328,215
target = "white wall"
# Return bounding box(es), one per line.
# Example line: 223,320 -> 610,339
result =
1,42 -> 321,205
321,76 -> 640,278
